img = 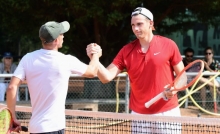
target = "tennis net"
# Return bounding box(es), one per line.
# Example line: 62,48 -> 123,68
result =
3,104 -> 220,134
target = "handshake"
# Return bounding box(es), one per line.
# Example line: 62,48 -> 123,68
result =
86,43 -> 102,59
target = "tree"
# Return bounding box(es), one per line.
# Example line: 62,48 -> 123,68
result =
0,0 -> 220,65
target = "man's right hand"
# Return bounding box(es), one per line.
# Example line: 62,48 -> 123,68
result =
11,118 -> 22,133
163,84 -> 177,100
86,43 -> 102,59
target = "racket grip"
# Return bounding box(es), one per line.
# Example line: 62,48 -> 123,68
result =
21,126 -> 28,132
145,92 -> 164,108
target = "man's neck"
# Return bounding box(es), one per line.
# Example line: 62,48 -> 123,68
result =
43,43 -> 58,51
139,33 -> 154,47
139,33 -> 154,53
206,58 -> 213,64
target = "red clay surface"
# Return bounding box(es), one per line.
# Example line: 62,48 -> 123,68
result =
180,106 -> 220,118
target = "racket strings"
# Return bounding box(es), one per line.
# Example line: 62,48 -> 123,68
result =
0,109 -> 11,133
187,62 -> 203,83
175,61 -> 203,90
175,72 -> 187,89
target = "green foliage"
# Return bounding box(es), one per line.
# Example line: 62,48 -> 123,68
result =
0,0 -> 220,65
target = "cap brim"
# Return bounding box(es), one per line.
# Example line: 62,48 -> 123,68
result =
60,21 -> 70,34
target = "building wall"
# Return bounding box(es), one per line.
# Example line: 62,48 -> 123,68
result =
167,24 -> 220,56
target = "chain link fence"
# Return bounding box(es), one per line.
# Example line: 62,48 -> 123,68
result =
1,72 -> 220,114
178,72 -> 220,113
0,74 -> 130,113
65,74 -> 130,113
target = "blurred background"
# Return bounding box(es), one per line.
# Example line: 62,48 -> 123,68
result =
0,0 -> 220,114
0,0 -> 219,65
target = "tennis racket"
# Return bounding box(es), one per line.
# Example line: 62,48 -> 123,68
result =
145,59 -> 204,108
0,107 -> 28,134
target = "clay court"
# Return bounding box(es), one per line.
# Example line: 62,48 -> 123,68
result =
180,106 -> 220,118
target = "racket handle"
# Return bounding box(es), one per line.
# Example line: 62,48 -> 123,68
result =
21,126 -> 28,132
145,92 -> 164,108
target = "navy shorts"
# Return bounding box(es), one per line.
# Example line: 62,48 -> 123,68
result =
30,129 -> 64,134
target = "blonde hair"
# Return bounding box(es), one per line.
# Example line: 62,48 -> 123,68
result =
2,57 -> 13,63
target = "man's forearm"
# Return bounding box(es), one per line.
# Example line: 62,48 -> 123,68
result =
97,62 -> 114,83
6,86 -> 17,119
86,54 -> 99,77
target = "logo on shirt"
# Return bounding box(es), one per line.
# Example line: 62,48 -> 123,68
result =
154,52 -> 160,55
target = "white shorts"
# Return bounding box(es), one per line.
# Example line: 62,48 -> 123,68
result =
131,107 -> 181,134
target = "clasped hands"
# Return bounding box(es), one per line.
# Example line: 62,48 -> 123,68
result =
86,43 -> 102,59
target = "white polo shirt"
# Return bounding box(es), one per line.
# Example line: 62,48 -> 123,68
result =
13,49 -> 87,133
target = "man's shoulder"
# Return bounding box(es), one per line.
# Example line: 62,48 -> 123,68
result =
12,63 -> 17,67
65,54 -> 77,60
24,50 -> 39,56
123,39 -> 138,49
152,35 -> 177,50
154,35 -> 174,42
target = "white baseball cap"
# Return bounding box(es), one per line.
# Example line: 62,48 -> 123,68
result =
131,7 -> 155,30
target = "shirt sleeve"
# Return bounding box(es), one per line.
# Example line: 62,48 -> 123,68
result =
67,55 -> 88,76
112,47 -> 126,71
169,39 -> 182,66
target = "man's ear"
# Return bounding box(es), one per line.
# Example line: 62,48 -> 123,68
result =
150,21 -> 155,30
54,38 -> 58,43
